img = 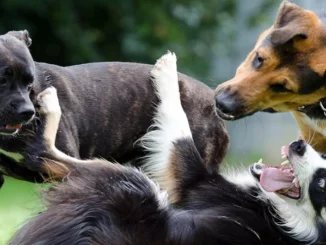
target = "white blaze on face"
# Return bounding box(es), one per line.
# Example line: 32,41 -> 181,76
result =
289,144 -> 326,191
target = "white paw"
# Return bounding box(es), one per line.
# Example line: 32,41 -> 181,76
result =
151,51 -> 179,100
37,87 -> 61,115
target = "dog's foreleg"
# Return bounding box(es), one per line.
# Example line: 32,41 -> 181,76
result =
140,52 -> 206,203
37,87 -> 108,178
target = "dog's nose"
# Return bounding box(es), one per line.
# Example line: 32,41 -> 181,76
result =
215,89 -> 243,116
215,93 -> 235,115
290,140 -> 306,156
17,104 -> 35,122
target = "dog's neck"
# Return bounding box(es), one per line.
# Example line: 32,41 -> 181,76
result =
223,170 -> 319,244
293,111 -> 326,153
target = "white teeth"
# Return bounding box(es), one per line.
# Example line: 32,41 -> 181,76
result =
281,154 -> 287,159
292,178 -> 300,188
257,159 -> 263,164
281,160 -> 290,165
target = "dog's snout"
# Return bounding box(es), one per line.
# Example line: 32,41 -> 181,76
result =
290,140 -> 306,156
215,89 -> 243,116
17,104 -> 35,122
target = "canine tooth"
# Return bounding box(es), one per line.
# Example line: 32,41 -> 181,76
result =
292,178 -> 299,188
281,154 -> 286,159
281,160 -> 290,165
257,159 -> 263,164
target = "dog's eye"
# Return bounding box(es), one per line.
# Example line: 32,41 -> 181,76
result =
269,83 -> 291,93
321,154 -> 326,160
252,53 -> 264,69
318,178 -> 325,188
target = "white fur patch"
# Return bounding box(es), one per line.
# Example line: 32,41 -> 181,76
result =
222,166 -> 257,190
37,86 -> 62,149
140,52 -> 192,200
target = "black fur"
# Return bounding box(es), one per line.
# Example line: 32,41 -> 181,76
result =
0,31 -> 228,185
11,138 -> 301,245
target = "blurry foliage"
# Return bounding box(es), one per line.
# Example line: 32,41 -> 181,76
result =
0,0 -> 276,77
246,0 -> 279,28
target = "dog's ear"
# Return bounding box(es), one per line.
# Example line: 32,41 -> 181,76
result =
270,1 -> 308,45
270,27 -> 307,45
7,30 -> 32,47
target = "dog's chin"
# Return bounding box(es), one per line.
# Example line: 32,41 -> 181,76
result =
250,161 -> 301,200
215,108 -> 257,121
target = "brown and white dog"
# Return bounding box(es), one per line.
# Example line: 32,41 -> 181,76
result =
215,1 -> 326,153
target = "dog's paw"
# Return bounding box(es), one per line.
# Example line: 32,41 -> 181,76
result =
151,51 -> 179,100
37,87 -> 61,115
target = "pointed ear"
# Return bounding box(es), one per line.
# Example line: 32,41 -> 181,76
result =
270,1 -> 310,45
6,30 -> 32,47
274,1 -> 306,28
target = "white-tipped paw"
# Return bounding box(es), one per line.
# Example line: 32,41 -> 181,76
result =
151,51 -> 179,100
37,86 -> 61,115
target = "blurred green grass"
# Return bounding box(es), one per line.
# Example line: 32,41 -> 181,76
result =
0,177 -> 44,244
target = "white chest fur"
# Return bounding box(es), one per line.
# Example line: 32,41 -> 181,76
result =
301,114 -> 326,137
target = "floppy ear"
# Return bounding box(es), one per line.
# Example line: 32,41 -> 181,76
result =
270,1 -> 308,45
6,30 -> 32,47
270,27 -> 307,45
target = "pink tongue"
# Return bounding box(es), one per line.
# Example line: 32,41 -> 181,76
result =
260,168 -> 294,192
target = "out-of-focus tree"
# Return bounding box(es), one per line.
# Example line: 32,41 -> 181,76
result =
0,0 -> 276,77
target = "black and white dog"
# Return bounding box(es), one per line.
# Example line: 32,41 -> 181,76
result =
11,52 -> 326,245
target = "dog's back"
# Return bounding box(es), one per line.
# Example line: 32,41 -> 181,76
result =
11,164 -> 170,245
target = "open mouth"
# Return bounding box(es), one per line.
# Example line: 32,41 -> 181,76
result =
0,124 -> 23,135
251,146 -> 301,200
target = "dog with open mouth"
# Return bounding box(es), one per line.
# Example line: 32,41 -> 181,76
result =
214,1 -> 326,153
0,30 -> 228,186
10,52 -> 326,245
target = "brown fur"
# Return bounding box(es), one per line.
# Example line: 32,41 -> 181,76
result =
215,1 -> 326,152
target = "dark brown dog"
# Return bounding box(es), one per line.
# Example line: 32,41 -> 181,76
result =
0,31 -> 228,186
215,1 -> 326,153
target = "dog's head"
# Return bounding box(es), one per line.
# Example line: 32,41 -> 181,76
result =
215,1 -> 326,120
251,140 -> 326,243
0,30 -> 36,135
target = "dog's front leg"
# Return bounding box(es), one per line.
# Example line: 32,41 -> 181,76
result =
35,87 -> 109,179
141,52 -> 208,203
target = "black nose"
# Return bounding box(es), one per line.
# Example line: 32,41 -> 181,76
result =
215,93 -> 236,115
215,89 -> 244,116
290,140 -> 306,156
17,104 -> 35,122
